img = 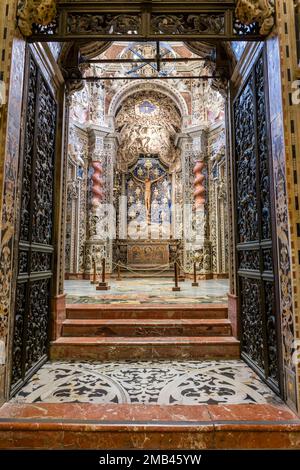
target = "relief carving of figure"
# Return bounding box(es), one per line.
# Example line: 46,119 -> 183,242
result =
116,91 -> 181,170
67,180 -> 79,200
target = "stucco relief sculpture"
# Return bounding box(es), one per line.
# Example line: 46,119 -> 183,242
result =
235,0 -> 275,35
116,92 -> 181,171
17,0 -> 57,36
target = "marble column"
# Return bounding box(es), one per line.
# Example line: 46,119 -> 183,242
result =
176,133 -> 193,272
193,158 -> 206,245
84,129 -> 108,277
91,161 -> 104,210
178,128 -> 212,277
118,172 -> 127,239
84,128 -> 118,276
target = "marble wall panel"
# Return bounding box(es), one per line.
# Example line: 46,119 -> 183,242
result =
272,0 -> 300,412
0,36 -> 25,402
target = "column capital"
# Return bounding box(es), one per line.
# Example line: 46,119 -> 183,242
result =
104,132 -> 120,147
175,133 -> 192,150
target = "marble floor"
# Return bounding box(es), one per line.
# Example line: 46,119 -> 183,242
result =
65,278 -> 229,304
12,360 -> 281,406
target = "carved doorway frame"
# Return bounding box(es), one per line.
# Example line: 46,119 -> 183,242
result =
5,1 -> 283,402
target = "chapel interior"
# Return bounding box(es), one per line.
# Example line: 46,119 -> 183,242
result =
64,41 -> 229,305
0,0 -> 300,451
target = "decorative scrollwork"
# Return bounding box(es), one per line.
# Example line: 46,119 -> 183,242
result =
20,58 -> 37,242
235,52 -> 280,391
240,278 -> 264,369
17,1 -> 275,40
66,13 -> 141,35
265,281 -> 279,383
151,13 -> 225,35
238,250 -> 260,271
234,79 -> 259,243
263,248 -> 273,271
17,0 -> 57,36
32,77 -> 56,245
18,251 -> 29,274
256,54 -> 271,241
31,251 -> 52,272
11,283 -> 26,386
25,279 -> 50,374
12,53 -> 55,393
234,0 -> 275,36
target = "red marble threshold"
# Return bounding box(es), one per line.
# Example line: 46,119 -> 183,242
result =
50,336 -> 240,360
0,403 -> 299,449
62,318 -> 232,337
66,303 -> 228,320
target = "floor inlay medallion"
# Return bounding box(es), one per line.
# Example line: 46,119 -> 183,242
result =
12,360 -> 281,406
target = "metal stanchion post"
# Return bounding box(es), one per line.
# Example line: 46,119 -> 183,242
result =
116,263 -> 122,281
91,259 -> 98,284
96,258 -> 111,290
192,262 -> 199,287
172,262 -> 181,292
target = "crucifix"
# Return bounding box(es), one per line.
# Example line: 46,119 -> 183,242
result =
132,171 -> 164,223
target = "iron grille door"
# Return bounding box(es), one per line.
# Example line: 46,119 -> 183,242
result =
10,51 -> 56,395
233,50 -> 282,395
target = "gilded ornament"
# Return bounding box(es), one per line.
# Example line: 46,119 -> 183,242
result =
17,0 -> 57,37
235,0 -> 275,35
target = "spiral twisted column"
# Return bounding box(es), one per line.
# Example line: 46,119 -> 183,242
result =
193,159 -> 205,208
91,161 -> 104,210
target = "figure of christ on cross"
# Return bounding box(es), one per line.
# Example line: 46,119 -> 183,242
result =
132,173 -> 165,224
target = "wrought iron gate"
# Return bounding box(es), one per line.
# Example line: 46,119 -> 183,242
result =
10,51 -> 56,394
233,49 -> 282,394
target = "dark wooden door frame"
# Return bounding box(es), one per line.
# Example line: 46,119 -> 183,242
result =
8,45 -> 57,397
231,44 -> 284,397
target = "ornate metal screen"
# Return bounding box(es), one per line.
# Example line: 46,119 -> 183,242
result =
233,50 -> 282,394
10,51 -> 56,394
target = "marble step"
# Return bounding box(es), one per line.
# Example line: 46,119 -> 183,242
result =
62,318 -> 232,337
66,303 -> 228,320
50,336 -> 240,361
1,402 -> 299,450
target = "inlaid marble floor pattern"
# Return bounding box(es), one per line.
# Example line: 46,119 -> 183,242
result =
12,360 -> 281,406
65,278 -> 229,304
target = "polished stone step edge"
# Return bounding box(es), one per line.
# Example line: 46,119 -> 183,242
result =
53,336 -> 239,344
50,337 -> 240,360
61,319 -> 232,337
0,403 -> 299,449
66,304 -> 228,319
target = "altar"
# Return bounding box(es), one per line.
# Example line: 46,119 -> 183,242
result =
113,239 -> 181,269
127,240 -> 169,266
